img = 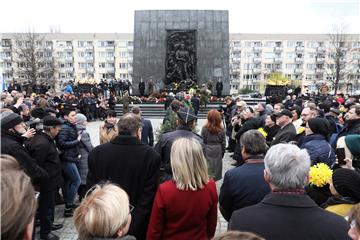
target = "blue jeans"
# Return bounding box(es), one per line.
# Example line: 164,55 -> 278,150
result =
62,162 -> 81,205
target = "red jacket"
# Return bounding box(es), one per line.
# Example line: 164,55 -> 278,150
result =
146,180 -> 218,240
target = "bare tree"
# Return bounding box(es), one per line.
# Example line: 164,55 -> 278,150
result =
326,24 -> 355,95
13,31 -> 56,90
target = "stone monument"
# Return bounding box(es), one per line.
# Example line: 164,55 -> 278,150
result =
132,10 -> 230,95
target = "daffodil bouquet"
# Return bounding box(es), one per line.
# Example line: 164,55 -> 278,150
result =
308,163 -> 333,187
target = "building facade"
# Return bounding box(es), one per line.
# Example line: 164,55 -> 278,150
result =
1,33 -> 359,94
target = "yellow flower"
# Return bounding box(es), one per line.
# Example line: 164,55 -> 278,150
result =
308,163 -> 333,187
258,127 -> 268,137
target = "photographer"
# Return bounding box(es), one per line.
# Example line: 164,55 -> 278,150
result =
336,135 -> 360,171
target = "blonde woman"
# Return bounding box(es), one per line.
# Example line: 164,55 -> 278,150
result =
1,154 -> 37,240
74,183 -> 135,240
147,138 -> 218,240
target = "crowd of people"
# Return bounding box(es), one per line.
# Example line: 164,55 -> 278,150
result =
1,83 -> 360,240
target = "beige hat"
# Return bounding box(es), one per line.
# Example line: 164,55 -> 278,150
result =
236,101 -> 247,108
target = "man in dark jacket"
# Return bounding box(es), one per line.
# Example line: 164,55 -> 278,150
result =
138,78 -> 145,97
87,113 -> 160,240
337,105 -> 360,139
233,107 -> 261,163
271,109 -> 297,146
155,107 -> 204,182
26,116 -> 63,240
1,111 -> 48,182
132,106 -> 154,146
229,143 -> 350,240
56,108 -> 81,217
224,96 -> 236,151
220,130 -> 270,221
216,79 -> 223,98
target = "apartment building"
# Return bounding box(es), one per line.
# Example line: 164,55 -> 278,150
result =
229,34 -> 360,95
1,33 -> 359,94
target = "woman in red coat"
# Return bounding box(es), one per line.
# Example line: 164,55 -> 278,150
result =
147,137 -> 218,240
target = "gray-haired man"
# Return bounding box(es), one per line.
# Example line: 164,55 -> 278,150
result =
229,143 -> 350,240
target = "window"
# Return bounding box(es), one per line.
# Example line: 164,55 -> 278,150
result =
98,52 -> 106,58
307,41 -> 318,48
119,63 -> 127,69
233,41 -> 241,47
65,52 -> 72,57
306,64 -> 316,70
78,52 -> 85,57
119,51 -> 127,57
286,64 -> 295,69
307,53 -> 316,58
287,41 -> 296,48
127,41 -> 133,47
118,41 -> 127,47
285,52 -> 295,59
244,41 -> 252,47
78,41 -> 85,47
265,64 -> 273,69
243,63 -> 254,69
98,63 -> 105,68
264,52 -> 275,59
265,41 -> 275,47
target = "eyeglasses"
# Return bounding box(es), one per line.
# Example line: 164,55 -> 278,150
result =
129,204 -> 135,213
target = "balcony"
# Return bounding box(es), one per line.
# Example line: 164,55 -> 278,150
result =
252,68 -> 261,74
85,57 -> 94,62
316,57 -> 325,63
274,58 -> 282,63
65,68 -> 74,73
253,57 -> 261,63
86,68 -> 95,72
315,69 -> 325,74
85,45 -> 93,49
295,57 -> 304,62
295,46 -> 304,52
253,46 -> 262,52
274,47 -> 282,52
1,56 -> 11,61
317,47 -> 326,52
1,45 -> 11,50
294,68 -> 303,73
107,67 -> 115,73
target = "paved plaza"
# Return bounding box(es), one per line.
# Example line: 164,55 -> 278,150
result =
34,119 -> 233,239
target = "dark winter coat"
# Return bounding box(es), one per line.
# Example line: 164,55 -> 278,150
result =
233,117 -> 262,161
25,131 -> 63,192
300,134 -> 336,166
229,193 -> 351,240
56,121 -> 80,162
76,124 -> 93,185
264,125 -> 280,146
1,130 -> 48,183
154,125 -> 204,182
87,134 -> 160,240
270,122 -> 297,146
201,127 -> 226,181
337,118 -> 360,139
219,157 -> 270,221
141,118 -> 154,146
191,96 -> 200,116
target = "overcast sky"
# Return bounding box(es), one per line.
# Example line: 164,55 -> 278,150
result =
0,0 -> 359,34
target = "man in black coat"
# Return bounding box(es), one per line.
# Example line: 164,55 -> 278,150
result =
138,78 -> 145,97
220,130 -> 270,221
1,111 -> 48,182
155,107 -> 204,182
337,105 -> 360,139
271,109 -> 297,146
216,79 -> 223,98
229,143 -> 350,240
26,116 -> 64,240
131,106 -> 154,146
87,113 -> 160,240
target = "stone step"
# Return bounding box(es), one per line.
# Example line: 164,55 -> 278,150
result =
114,99 -> 265,118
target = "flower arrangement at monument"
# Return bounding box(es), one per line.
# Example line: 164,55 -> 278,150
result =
308,163 -> 333,187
